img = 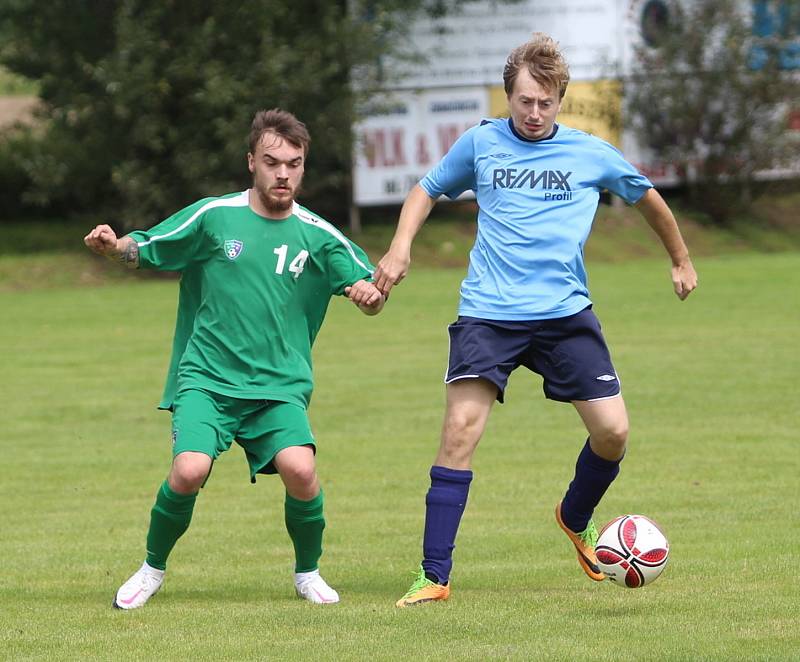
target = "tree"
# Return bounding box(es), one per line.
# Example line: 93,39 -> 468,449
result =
624,0 -> 800,223
0,0 -> 492,227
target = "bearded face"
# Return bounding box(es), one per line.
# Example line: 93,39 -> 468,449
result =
248,131 -> 305,218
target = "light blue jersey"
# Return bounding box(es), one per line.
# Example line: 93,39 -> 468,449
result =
420,119 -> 653,320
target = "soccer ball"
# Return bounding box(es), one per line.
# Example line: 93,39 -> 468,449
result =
595,515 -> 669,588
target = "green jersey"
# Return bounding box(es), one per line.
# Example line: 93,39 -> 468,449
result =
128,190 -> 373,409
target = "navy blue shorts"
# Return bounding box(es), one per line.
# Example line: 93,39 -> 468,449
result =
445,307 -> 620,403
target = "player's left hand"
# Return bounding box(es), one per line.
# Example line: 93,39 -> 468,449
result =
671,258 -> 698,300
345,280 -> 385,315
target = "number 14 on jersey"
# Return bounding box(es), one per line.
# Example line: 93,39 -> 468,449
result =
273,244 -> 309,278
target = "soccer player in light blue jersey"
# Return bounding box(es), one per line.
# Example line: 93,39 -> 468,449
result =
376,33 -> 698,606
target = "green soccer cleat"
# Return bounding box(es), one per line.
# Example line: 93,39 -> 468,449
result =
395,566 -> 450,607
555,501 -> 605,581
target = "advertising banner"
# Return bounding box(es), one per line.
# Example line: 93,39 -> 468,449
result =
353,0 -> 800,205
354,88 -> 488,205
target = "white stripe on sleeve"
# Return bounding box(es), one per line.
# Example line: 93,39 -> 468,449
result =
294,203 -> 373,275
135,191 -> 249,247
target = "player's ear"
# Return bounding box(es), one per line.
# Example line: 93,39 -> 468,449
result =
247,152 -> 255,173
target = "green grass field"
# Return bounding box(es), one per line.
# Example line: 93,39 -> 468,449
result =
1,252 -> 798,661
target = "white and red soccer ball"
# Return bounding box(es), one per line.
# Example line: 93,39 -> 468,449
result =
595,515 -> 669,588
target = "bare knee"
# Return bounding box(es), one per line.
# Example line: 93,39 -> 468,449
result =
437,379 -> 495,469
280,462 -> 318,491
443,408 -> 484,443
439,411 -> 484,467
168,452 -> 212,494
274,446 -> 319,500
590,421 -> 629,460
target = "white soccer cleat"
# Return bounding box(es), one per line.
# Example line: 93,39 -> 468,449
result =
113,562 -> 165,610
294,569 -> 339,604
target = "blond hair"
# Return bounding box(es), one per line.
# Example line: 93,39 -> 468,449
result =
503,33 -> 570,99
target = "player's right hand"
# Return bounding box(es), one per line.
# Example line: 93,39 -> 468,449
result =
373,247 -> 411,296
84,224 -> 118,256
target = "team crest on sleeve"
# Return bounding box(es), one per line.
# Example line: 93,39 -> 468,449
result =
224,239 -> 244,260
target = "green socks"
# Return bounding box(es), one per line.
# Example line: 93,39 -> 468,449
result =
145,480 -> 197,570
284,491 -> 325,573
143,482 -> 323,573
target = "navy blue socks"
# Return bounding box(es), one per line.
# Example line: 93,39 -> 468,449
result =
561,438 -> 622,533
421,465 -> 473,585
419,441 -> 618,582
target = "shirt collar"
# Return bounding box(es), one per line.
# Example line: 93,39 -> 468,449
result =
507,117 -> 559,143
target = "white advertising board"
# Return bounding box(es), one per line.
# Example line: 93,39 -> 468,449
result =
353,88 -> 488,206
393,0 -> 623,87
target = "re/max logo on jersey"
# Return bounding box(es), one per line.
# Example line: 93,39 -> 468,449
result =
492,168 -> 573,201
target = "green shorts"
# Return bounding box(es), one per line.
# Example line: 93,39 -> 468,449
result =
171,388 -> 315,482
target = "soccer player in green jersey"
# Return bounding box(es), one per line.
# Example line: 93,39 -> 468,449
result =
84,108 -> 385,609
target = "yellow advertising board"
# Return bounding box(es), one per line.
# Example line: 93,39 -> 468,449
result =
489,80 -> 622,147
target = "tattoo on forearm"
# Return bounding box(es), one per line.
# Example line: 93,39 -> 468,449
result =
114,237 -> 139,268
